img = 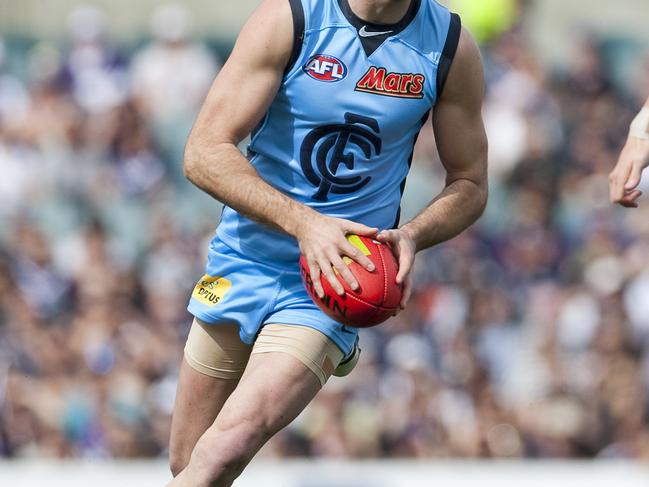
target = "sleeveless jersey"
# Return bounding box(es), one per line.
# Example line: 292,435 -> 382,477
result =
216,0 -> 461,263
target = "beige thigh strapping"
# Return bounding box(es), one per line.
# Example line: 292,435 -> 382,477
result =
184,320 -> 343,387
252,323 -> 343,387
184,319 -> 252,380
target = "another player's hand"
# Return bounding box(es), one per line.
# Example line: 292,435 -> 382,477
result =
296,214 -> 377,298
376,228 -> 416,313
609,137 -> 649,208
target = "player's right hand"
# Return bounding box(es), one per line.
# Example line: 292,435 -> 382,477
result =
295,215 -> 377,298
609,137 -> 649,208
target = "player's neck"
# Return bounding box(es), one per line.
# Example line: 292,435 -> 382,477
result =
347,0 -> 413,25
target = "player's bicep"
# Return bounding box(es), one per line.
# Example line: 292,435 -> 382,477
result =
190,0 -> 294,146
432,28 -> 488,186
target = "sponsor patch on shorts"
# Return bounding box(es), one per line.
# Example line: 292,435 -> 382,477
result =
192,275 -> 232,307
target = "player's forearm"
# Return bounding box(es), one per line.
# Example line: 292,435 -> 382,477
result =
400,177 -> 487,252
183,142 -> 315,237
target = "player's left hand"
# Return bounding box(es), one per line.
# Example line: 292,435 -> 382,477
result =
376,229 -> 416,313
609,137 -> 649,208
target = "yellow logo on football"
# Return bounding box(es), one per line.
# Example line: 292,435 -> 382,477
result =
192,275 -> 232,307
342,234 -> 372,265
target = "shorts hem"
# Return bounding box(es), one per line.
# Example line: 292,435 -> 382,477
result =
187,306 -> 257,345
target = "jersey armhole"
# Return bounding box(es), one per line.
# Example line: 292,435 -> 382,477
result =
285,0 -> 306,75
435,12 -> 461,99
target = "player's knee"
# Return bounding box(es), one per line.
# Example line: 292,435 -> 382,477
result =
168,433 -> 195,477
189,418 -> 272,484
169,450 -> 189,478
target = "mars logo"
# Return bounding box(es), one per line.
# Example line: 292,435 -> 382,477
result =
303,54 -> 348,82
300,112 -> 382,201
355,66 -> 425,99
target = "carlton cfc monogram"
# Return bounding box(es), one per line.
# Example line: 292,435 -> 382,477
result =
299,112 -> 382,201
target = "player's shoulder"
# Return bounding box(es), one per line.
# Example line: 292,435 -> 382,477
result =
451,27 -> 484,90
438,27 -> 484,105
232,0 -> 295,70
245,0 -> 293,32
455,27 -> 481,66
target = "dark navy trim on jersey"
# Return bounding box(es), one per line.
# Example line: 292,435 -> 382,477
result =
392,109 -> 430,228
337,0 -> 422,57
285,0 -> 306,74
436,12 -> 461,99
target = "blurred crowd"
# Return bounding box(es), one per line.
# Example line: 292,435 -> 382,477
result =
1,3 -> 649,461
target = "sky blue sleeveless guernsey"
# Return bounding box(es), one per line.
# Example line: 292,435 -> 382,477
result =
216,0 -> 461,264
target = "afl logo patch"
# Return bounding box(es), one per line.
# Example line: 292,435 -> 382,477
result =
303,54 -> 347,82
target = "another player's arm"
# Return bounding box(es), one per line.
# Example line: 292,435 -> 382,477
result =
183,0 -> 375,297
378,28 -> 488,308
609,95 -> 649,208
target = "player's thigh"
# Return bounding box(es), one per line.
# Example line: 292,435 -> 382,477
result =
199,350 -> 321,462
182,325 -> 343,485
169,320 -> 252,474
177,350 -> 322,487
203,324 -> 343,449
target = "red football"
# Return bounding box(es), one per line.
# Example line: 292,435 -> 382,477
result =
299,235 -> 403,328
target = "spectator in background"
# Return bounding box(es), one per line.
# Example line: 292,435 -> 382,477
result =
0,38 -> 34,218
132,4 -> 218,123
131,4 -> 219,179
0,38 -> 30,128
64,5 -> 129,115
